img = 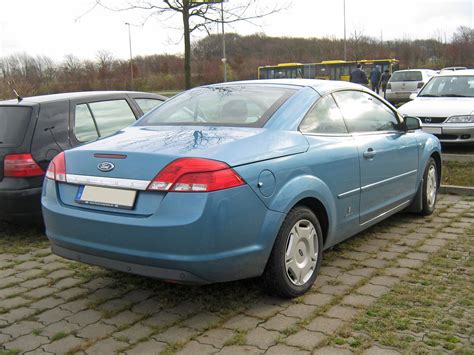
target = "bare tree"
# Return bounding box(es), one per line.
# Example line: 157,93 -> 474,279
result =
79,0 -> 287,89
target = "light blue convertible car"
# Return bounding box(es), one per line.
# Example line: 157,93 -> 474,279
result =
42,79 -> 441,297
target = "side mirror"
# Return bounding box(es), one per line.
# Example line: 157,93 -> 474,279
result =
404,116 -> 422,130
409,93 -> 417,100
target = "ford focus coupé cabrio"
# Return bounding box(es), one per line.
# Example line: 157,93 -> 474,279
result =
42,79 -> 441,298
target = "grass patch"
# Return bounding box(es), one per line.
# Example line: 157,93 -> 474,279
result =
442,161 -> 474,187
0,221 -> 48,254
51,332 -> 68,341
223,330 -> 247,346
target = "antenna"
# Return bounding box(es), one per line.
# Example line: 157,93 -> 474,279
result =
7,80 -> 23,102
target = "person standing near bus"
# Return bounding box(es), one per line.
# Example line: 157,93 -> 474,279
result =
370,66 -> 382,94
380,69 -> 391,98
350,64 -> 369,85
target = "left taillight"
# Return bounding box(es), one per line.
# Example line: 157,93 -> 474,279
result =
4,154 -> 44,177
45,152 -> 67,182
148,158 -> 245,192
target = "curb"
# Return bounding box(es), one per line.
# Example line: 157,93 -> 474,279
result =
442,154 -> 474,163
439,184 -> 474,196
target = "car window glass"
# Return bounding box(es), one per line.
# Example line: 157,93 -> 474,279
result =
300,95 -> 348,134
390,71 -> 422,82
74,104 -> 99,143
88,100 -> 136,137
333,91 -> 399,133
0,106 -> 32,147
135,98 -> 163,114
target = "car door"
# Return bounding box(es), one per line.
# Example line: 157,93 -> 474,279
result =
332,90 -> 419,225
299,94 -> 360,242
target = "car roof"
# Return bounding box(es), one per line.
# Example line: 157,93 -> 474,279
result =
393,69 -> 436,73
0,91 -> 164,106
436,69 -> 474,77
207,79 -> 368,96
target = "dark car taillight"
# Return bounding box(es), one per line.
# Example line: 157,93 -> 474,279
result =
148,158 -> 245,192
387,83 -> 391,90
4,154 -> 44,177
45,152 -> 67,182
417,82 -> 424,89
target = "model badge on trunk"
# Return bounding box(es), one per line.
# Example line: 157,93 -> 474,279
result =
97,162 -> 115,172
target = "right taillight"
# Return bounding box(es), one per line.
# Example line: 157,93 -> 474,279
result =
148,158 -> 245,192
45,152 -> 67,182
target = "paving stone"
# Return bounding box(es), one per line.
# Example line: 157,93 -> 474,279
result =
37,308 -> 72,324
325,305 -> 360,321
41,261 -> 68,271
126,339 -> 168,354
0,275 -> 23,286
245,302 -> 283,319
41,320 -> 82,337
103,310 -> 142,327
42,335 -> 84,353
396,238 -> 420,247
42,254 -> 63,263
153,325 -> 198,343
281,303 -> 317,318
21,278 -> 50,289
285,329 -> 326,350
343,251 -> 370,261
442,227 -> 464,234
0,306 -> 36,324
359,259 -> 388,269
424,238 -> 449,247
337,274 -> 364,286
23,286 -> 57,299
15,269 -> 45,280
377,251 -> 400,260
406,252 -> 430,261
312,275 -> 332,289
386,245 -> 410,253
66,309 -> 102,327
2,320 -> 43,337
435,232 -> 458,240
357,284 -> 390,297
363,345 -> 401,354
245,326 -> 280,349
166,300 -> 202,317
197,328 -> 236,348
0,286 -> 28,299
98,298 -> 132,313
29,296 -> 64,311
0,296 -> 30,309
223,314 -> 261,330
319,266 -> 343,277
418,243 -> 442,253
302,292 -> 333,306
0,333 -> 12,343
53,277 -> 83,289
341,294 -> 377,307
80,277 -> 115,290
3,334 -> 50,352
353,244 -> 381,253
176,340 -> 217,354
314,346 -> 353,354
88,287 -> 125,302
384,267 -> 412,278
59,298 -> 90,313
266,343 -> 310,354
0,268 -> 16,279
142,310 -> 181,328
182,312 -> 221,330
329,258 -> 354,269
76,321 -> 117,339
318,284 -> 351,296
366,239 -> 390,247
131,297 -> 163,315
55,286 -> 89,300
369,276 -> 399,287
347,267 -> 376,277
397,258 -> 423,269
85,338 -> 128,354
217,345 -> 262,354
122,289 -> 155,303
113,322 -> 154,343
14,261 -> 42,271
260,313 -> 298,331
306,316 -> 345,334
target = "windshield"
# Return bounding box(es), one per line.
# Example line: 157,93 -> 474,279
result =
137,85 -> 296,128
0,106 -> 33,147
390,71 -> 423,82
419,75 -> 474,98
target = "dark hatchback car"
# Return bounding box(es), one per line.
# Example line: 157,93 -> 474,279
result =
0,91 -> 166,222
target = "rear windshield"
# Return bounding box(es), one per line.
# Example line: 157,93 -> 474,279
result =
0,106 -> 33,147
137,85 -> 296,128
390,71 -> 422,82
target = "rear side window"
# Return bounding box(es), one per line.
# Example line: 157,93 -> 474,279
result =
0,106 -> 32,147
300,95 -> 348,134
135,98 -> 163,114
333,91 -> 399,133
390,71 -> 422,82
74,100 -> 136,143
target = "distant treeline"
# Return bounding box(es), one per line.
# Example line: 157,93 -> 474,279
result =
1,26 -> 472,99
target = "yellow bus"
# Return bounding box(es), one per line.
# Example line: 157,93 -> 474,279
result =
258,59 -> 399,81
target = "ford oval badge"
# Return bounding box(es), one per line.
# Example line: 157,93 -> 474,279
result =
97,161 -> 115,172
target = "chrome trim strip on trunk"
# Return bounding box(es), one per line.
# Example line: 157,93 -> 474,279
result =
361,170 -> 418,192
66,174 -> 150,191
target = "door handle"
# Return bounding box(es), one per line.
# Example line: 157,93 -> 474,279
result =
363,148 -> 376,159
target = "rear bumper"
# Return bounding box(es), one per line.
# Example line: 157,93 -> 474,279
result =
0,187 -> 43,222
42,179 -> 285,284
385,91 -> 414,104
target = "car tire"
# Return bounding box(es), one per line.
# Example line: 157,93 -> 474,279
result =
262,206 -> 323,298
420,157 -> 438,216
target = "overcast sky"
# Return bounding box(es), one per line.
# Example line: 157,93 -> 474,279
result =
0,0 -> 472,62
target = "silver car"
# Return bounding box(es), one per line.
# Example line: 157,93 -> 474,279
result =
399,69 -> 474,145
386,69 -> 436,105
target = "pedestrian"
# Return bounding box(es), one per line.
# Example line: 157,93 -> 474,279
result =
349,63 -> 369,85
370,65 -> 382,94
380,69 -> 391,99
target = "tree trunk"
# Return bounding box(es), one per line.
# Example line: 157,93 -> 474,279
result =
182,1 -> 191,89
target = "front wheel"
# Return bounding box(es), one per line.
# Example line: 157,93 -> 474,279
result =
420,157 -> 439,215
262,206 -> 323,298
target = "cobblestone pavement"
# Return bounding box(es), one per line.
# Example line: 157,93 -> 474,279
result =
0,195 -> 472,354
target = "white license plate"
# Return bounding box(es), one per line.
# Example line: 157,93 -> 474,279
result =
76,185 -> 137,209
422,127 -> 442,135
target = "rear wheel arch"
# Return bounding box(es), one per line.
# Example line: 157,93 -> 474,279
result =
293,197 -> 329,246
